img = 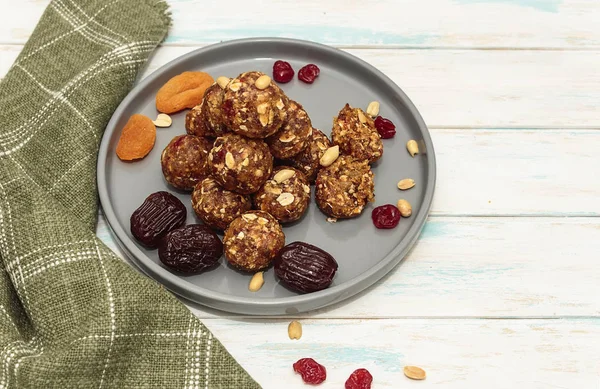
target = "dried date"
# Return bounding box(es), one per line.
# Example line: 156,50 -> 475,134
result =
158,225 -> 223,273
274,242 -> 338,293
130,191 -> 186,248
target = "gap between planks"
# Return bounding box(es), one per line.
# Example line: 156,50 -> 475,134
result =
196,315 -> 600,321
3,41 -> 600,51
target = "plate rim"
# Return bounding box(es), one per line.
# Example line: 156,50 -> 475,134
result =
97,37 -> 436,314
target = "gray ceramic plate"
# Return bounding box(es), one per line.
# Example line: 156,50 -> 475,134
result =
98,38 -> 435,315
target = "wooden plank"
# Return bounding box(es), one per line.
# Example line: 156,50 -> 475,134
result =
3,0 -> 600,48
430,129 -> 600,216
200,318 -> 600,388
3,45 -> 600,127
96,216 -> 600,319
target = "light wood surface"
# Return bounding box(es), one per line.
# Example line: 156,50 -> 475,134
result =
2,0 -> 599,387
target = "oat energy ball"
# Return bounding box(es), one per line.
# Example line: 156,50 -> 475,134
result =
191,177 -> 252,230
208,133 -> 273,194
254,167 -> 311,223
315,155 -> 375,219
266,100 -> 312,159
224,211 -> 285,272
161,135 -> 213,191
185,83 -> 228,138
286,128 -> 331,183
331,103 -> 383,163
221,71 -> 288,138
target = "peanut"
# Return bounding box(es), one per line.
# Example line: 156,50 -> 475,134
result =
404,366 -> 426,380
288,321 -> 302,340
396,199 -> 412,217
216,76 -> 230,89
248,272 -> 264,292
366,101 -> 380,117
407,140 -> 419,157
397,178 -> 415,190
357,110 -> 368,123
225,152 -> 235,169
152,113 -> 172,128
273,169 -> 296,184
276,192 -> 295,206
319,145 -> 339,167
255,75 -> 272,90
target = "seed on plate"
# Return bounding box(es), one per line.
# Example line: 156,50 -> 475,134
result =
366,101 -> 380,117
319,145 -> 339,167
152,113 -> 172,128
407,140 -> 419,157
248,272 -> 264,292
255,75 -> 272,90
397,178 -> 415,190
216,76 -> 230,89
396,199 -> 412,217
288,321 -> 302,340
273,169 -> 296,183
404,366 -> 426,380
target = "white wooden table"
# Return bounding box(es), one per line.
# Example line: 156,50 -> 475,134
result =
3,1 -> 600,387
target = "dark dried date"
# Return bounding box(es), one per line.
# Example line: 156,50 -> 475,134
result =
130,191 -> 186,248
158,225 -> 223,273
274,242 -> 338,293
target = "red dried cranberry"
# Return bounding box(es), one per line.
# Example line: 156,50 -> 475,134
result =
221,99 -> 234,118
298,64 -> 320,84
293,358 -> 327,385
273,60 -> 294,83
371,204 -> 401,229
374,116 -> 396,139
345,368 -> 373,389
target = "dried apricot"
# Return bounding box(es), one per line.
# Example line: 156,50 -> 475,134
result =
116,114 -> 156,161
156,71 -> 214,114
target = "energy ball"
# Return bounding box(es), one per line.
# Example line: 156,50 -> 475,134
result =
266,100 -> 313,159
331,103 -> 383,163
223,211 -> 285,272
221,71 -> 288,139
208,133 -> 273,195
191,177 -> 252,231
253,166 -> 311,223
315,155 -> 375,219
286,128 -> 331,183
161,135 -> 212,191
185,83 -> 228,138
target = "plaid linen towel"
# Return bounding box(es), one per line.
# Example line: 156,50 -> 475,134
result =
0,0 -> 261,388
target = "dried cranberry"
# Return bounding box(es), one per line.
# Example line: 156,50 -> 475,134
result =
298,64 -> 320,84
293,358 -> 327,385
345,368 -> 373,389
371,204 -> 401,229
374,116 -> 396,139
221,99 -> 234,118
273,60 -> 294,83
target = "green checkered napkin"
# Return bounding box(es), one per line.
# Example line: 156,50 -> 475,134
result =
0,0 -> 261,387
